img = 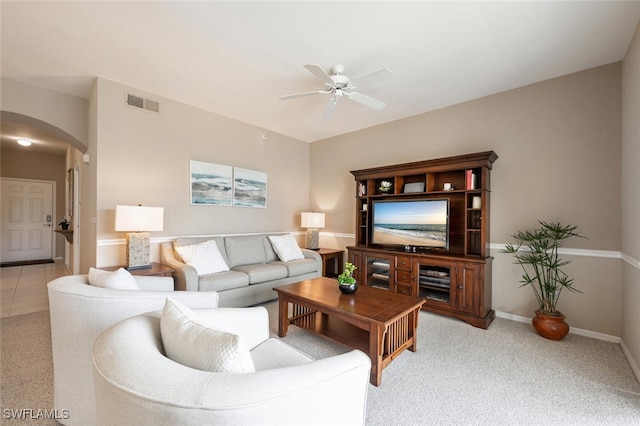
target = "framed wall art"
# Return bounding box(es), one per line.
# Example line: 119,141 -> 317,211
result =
190,160 -> 233,206
233,167 -> 267,208
67,168 -> 74,217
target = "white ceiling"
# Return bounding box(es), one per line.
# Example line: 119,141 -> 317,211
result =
2,1 -> 640,150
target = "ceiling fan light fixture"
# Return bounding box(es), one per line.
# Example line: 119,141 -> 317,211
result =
17,139 -> 32,147
280,63 -> 394,117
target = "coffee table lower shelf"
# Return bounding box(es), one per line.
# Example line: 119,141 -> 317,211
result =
279,297 -> 423,386
290,309 -> 371,354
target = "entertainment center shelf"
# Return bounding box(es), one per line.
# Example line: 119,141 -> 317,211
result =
349,151 -> 498,329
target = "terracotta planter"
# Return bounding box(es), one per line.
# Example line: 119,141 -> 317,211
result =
532,310 -> 570,340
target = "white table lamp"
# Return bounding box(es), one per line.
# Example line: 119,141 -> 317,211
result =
301,212 -> 325,250
115,205 -> 164,269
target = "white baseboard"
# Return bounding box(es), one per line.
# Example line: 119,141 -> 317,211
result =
620,340 -> 640,383
495,310 -> 621,343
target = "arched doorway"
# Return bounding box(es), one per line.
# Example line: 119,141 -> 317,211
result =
1,111 -> 87,272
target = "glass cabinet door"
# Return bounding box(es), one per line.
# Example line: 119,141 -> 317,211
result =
364,255 -> 393,291
415,260 -> 457,311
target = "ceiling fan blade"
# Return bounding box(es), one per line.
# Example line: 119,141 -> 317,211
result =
304,64 -> 334,85
348,92 -> 386,110
322,97 -> 337,118
351,69 -> 394,88
279,90 -> 326,100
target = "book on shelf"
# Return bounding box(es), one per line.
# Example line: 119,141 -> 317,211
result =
358,182 -> 366,196
371,261 -> 390,268
465,169 -> 477,190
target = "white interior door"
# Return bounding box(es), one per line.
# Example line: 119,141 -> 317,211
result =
1,178 -> 54,262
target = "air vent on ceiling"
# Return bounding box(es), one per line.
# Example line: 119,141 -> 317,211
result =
126,93 -> 160,113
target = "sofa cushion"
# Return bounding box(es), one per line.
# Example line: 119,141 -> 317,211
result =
261,234 -> 280,263
174,240 -> 229,276
250,338 -> 314,371
271,258 -> 319,277
198,270 -> 250,292
88,267 -> 139,290
174,236 -> 229,265
160,298 -> 255,374
268,234 -> 304,262
224,235 -> 266,268
232,263 -> 287,284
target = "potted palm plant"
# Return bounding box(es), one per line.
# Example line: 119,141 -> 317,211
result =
337,262 -> 358,294
501,220 -> 585,340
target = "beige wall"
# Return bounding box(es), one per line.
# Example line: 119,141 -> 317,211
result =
1,78 -> 89,150
93,78 -> 311,266
311,63 -> 623,337
0,147 -> 67,257
621,23 -> 640,378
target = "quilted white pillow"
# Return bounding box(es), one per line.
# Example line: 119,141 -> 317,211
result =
174,240 -> 229,276
88,267 -> 139,290
268,234 -> 304,262
160,298 -> 255,374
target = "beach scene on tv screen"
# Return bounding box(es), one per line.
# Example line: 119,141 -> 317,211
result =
373,200 -> 448,247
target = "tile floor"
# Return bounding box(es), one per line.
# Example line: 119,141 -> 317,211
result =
0,259 -> 70,318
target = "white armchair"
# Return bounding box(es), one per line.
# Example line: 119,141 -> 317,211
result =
47,274 -> 219,426
92,307 -> 371,426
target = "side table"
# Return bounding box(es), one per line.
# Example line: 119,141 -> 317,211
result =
316,248 -> 344,278
101,262 -> 174,277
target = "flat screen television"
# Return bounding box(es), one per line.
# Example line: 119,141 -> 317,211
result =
371,199 -> 449,250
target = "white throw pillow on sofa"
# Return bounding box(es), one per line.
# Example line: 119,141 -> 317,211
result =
160,298 -> 255,374
174,240 -> 229,276
268,234 -> 304,262
88,267 -> 139,290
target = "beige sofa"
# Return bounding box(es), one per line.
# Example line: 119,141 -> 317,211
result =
93,308 -> 371,425
160,234 -> 322,307
47,275 -> 219,426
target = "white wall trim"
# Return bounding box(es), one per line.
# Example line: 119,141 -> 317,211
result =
495,310 -> 621,343
620,339 -> 640,383
316,235 -> 632,263
97,231 -> 305,247
489,242 -> 621,259
621,252 -> 640,270
98,234 -> 640,274
319,231 -> 356,239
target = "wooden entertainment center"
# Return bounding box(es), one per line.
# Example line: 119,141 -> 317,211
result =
347,151 -> 498,329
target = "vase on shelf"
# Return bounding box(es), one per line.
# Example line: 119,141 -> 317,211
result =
378,180 -> 392,193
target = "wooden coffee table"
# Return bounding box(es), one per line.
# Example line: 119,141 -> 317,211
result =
275,277 -> 425,386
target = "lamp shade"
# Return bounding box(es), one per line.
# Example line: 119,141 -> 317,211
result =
115,205 -> 164,232
301,212 -> 325,229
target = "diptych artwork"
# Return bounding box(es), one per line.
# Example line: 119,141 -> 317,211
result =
233,167 -> 267,208
190,161 -> 233,206
190,161 -> 267,208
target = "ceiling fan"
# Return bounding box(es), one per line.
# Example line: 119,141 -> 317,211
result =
280,64 -> 394,117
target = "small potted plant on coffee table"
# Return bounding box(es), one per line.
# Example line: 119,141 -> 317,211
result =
338,262 -> 358,294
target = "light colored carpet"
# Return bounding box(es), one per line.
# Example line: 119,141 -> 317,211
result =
1,310 -> 55,425
1,304 -> 639,425
260,302 -> 640,425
